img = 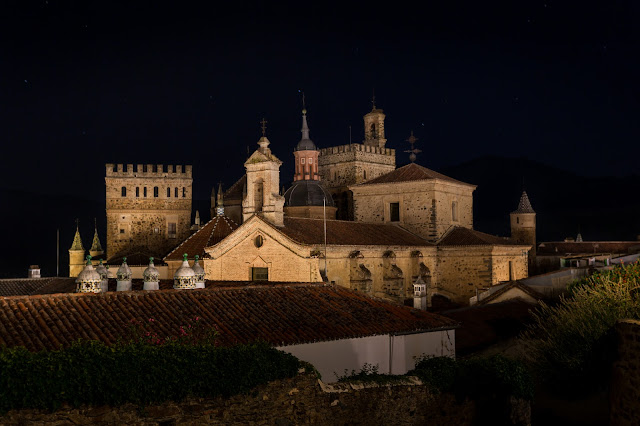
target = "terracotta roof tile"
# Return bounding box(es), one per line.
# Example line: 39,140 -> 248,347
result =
0,284 -> 457,352
438,227 -> 524,246
358,162 -> 474,187
165,215 -> 238,261
476,281 -> 544,305
224,175 -> 246,201
274,217 -> 431,246
0,278 -> 77,297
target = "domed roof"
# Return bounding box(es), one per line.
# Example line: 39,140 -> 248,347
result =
76,256 -> 102,293
174,253 -> 196,279
143,257 -> 160,282
116,257 -> 132,281
284,180 -> 335,207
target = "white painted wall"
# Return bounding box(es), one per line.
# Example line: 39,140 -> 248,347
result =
278,330 -> 455,382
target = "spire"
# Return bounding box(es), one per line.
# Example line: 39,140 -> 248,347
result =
216,182 -> 225,216
404,131 -> 421,163
296,97 -> 316,151
90,218 -> 103,253
70,219 -> 84,251
513,191 -> 535,214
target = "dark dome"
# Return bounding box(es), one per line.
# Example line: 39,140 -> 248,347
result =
284,180 -> 334,207
295,138 -> 317,151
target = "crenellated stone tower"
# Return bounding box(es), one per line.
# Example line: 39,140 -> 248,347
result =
242,119 -> 285,226
318,98 -> 395,220
510,191 -> 536,264
105,164 -> 193,260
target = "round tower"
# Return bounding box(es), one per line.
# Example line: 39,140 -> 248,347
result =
76,255 -> 102,293
192,255 -> 205,289
143,257 -> 160,291
116,257 -> 132,291
68,222 -> 86,278
510,191 -> 536,262
174,253 -> 196,289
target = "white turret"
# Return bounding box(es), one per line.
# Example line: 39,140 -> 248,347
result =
95,259 -> 108,292
192,255 -> 205,289
143,257 -> 160,291
174,253 -> 196,289
76,255 -> 102,293
413,275 -> 427,310
116,257 -> 133,291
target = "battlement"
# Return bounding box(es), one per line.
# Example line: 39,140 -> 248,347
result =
105,164 -> 193,178
319,143 -> 395,157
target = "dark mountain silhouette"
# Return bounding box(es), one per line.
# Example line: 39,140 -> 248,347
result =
439,156 -> 640,243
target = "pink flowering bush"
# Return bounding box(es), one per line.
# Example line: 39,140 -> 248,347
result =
126,316 -> 219,346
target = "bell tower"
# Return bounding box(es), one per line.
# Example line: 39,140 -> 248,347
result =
243,118 -> 285,226
510,191 -> 537,263
363,94 -> 387,148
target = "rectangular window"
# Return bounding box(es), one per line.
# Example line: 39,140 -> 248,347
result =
308,158 -> 313,164
301,158 -> 305,164
389,202 -> 400,222
136,187 -> 140,197
168,222 -> 177,238
121,186 -> 127,197
167,187 -> 171,197
143,187 -> 147,197
153,186 -> 159,197
182,187 -> 186,198
252,267 -> 268,281
119,229 -> 125,234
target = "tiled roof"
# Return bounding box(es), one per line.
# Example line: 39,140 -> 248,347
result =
107,248 -> 167,266
438,227 -> 524,246
537,241 -> 640,256
274,217 -> 431,247
0,284 -> 458,352
358,163 -> 474,187
476,281 -> 544,305
0,278 -> 77,297
224,175 -> 246,201
165,215 -> 238,261
512,191 -> 535,214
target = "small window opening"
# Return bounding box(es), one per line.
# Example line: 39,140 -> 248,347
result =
121,186 -> 126,197
252,267 -> 268,281
143,187 -> 147,198
389,202 -> 400,222
136,187 -> 139,198
254,235 -> 264,248
182,187 -> 186,198
167,187 -> 171,197
153,187 -> 159,197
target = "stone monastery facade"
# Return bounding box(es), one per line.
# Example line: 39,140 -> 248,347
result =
71,100 -> 534,305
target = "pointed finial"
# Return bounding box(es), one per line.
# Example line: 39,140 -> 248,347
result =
404,131 -> 422,163
260,117 -> 268,137
302,91 -> 306,114
122,256 -> 127,264
183,253 -> 188,261
86,255 -> 92,265
216,182 -> 224,209
149,256 -> 154,264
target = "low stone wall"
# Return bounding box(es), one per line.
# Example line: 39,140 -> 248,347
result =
611,319 -> 640,425
0,369 -> 529,425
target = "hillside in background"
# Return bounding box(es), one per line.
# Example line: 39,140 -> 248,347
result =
439,156 -> 640,242
2,156 -> 639,278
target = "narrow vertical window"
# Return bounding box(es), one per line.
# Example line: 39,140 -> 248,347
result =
167,187 -> 171,197
363,170 -> 367,179
389,202 -> 400,222
121,186 -> 127,197
452,201 -> 458,222
175,187 -> 178,198
143,187 -> 147,198
136,187 -> 140,198
153,186 -> 159,197
182,187 -> 186,198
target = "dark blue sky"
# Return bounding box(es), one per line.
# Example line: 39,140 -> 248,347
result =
2,0 -> 639,203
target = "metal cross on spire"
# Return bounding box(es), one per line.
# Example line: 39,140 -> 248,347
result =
260,117 -> 268,137
404,131 -> 421,163
301,91 -> 306,112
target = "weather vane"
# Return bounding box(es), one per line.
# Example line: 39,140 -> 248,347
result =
260,117 -> 268,137
404,131 -> 421,163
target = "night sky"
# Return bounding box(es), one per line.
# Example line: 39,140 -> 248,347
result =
1,1 -> 639,276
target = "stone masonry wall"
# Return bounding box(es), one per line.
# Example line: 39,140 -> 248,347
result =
105,164 -> 193,259
610,319 -> 640,425
1,370 -> 523,426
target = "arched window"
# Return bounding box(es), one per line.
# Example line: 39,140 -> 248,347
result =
121,186 -> 126,197
153,187 -> 159,197
143,187 -> 147,198
363,170 -> 367,179
175,187 -> 178,197
135,187 -> 139,198
182,187 -> 186,198
451,201 -> 458,222
167,187 -> 171,197
370,123 -> 376,138
254,179 -> 264,212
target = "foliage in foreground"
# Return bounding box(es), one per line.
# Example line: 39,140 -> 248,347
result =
521,260 -> 640,393
0,340 -> 301,413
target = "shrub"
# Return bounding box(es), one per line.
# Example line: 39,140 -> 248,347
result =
521,260 -> 640,393
0,340 -> 301,413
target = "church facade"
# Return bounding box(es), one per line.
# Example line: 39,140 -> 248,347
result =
202,103 -> 531,305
